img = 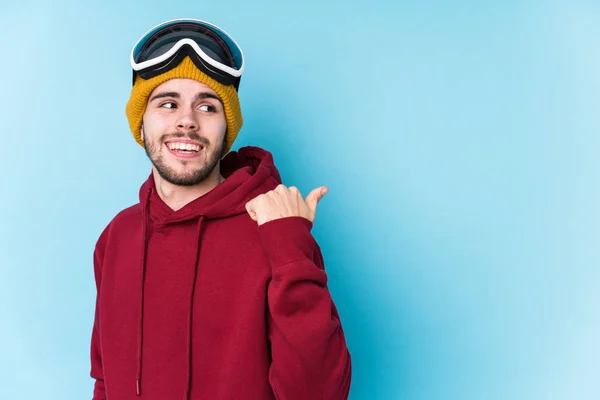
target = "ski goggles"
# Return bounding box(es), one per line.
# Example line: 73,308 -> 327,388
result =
130,19 -> 245,89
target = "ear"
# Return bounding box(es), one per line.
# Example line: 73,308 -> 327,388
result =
140,124 -> 145,142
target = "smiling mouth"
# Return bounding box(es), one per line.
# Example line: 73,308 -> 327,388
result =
164,140 -> 204,158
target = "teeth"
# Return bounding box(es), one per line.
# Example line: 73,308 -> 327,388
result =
167,142 -> 201,152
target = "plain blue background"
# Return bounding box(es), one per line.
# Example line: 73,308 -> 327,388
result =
1,0 -> 599,399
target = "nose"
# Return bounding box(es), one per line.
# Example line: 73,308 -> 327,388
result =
176,108 -> 198,131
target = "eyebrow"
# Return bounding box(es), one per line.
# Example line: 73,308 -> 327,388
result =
196,92 -> 223,105
149,91 -> 180,103
149,91 -> 223,105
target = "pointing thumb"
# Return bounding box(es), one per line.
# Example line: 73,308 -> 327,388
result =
306,186 -> 328,213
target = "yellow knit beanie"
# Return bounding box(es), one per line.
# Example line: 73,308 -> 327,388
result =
125,56 -> 243,154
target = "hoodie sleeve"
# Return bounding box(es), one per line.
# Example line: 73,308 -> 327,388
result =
257,216 -> 352,400
90,231 -> 107,400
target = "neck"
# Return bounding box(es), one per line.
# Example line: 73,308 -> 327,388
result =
152,167 -> 224,211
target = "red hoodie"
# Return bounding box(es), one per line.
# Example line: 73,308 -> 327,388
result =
90,146 -> 351,400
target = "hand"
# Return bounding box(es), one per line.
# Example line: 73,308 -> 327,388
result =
245,184 -> 328,226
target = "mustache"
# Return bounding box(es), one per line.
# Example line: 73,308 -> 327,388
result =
161,131 -> 210,146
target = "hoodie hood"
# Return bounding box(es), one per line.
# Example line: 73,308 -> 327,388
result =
138,146 -> 283,225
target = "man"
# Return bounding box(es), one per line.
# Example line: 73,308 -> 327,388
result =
90,19 -> 351,399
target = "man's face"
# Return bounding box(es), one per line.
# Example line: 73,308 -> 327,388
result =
141,78 -> 227,186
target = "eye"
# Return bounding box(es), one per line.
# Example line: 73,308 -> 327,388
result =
199,104 -> 217,113
160,101 -> 177,109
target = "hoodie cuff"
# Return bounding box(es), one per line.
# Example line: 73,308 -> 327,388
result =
257,217 -> 316,268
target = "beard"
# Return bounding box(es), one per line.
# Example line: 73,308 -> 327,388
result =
144,130 -> 226,187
